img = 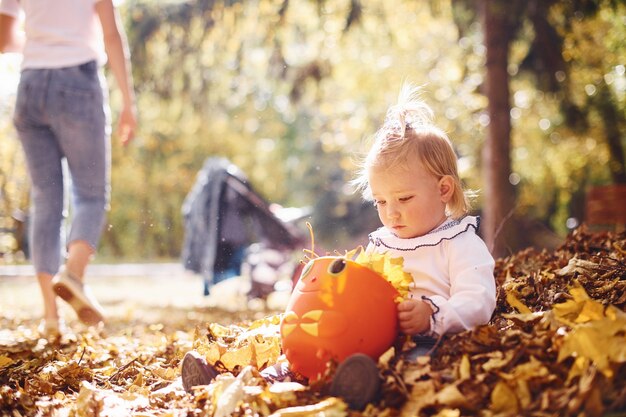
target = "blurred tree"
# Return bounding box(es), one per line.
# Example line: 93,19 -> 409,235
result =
0,119 -> 29,258
0,56 -> 29,260
450,0 -> 625,256
1,0 -> 623,261
479,1 -> 520,258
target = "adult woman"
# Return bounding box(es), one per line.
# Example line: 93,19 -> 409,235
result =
0,0 -> 137,337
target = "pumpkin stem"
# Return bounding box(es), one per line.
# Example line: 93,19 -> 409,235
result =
302,222 -> 318,260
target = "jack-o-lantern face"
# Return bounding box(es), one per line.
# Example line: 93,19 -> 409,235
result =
280,256 -> 399,379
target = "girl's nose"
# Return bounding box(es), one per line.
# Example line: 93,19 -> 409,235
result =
387,204 -> 400,219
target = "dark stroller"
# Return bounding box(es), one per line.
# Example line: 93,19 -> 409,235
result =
181,157 -> 305,296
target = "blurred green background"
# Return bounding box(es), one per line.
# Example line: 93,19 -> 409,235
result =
1,0 -> 624,262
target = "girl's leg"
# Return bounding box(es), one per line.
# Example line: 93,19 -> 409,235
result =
181,351 -> 219,393
329,354 -> 380,410
402,336 -> 437,361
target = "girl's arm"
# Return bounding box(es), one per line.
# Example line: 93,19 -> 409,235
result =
95,0 -> 137,145
0,12 -> 24,53
426,234 -> 496,336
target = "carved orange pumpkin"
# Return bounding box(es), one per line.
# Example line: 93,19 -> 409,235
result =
280,256 -> 399,379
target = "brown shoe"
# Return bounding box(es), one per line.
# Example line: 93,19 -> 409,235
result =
329,354 -> 381,410
181,351 -> 219,393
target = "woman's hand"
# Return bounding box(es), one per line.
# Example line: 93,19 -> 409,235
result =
117,103 -> 137,145
96,0 -> 137,145
397,299 -> 433,336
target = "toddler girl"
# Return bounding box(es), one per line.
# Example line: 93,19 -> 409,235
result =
331,83 -> 496,408
354,83 -> 496,341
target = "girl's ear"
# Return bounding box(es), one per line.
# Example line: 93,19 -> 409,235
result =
439,175 -> 454,203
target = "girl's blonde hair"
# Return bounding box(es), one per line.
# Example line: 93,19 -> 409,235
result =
354,83 -> 472,219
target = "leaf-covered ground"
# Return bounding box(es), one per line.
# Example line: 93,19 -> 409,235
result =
1,227 -> 625,417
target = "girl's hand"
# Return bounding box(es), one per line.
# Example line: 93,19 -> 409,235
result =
397,299 -> 433,336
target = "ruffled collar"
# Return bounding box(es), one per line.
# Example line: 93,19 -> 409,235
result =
368,216 -> 480,251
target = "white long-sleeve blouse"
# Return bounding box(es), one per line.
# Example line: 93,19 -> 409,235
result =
368,215 -> 496,336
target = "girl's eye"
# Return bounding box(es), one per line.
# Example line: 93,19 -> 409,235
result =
374,200 -> 386,206
399,196 -> 413,202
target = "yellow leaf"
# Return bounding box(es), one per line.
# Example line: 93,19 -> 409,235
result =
566,357 -> 590,384
221,344 -> 253,370
401,379 -> 437,416
196,315 -> 283,372
458,354 -> 471,380
553,285 -> 626,378
511,356 -> 549,379
150,365 -> 179,381
506,292 -> 532,314
557,319 -> 626,377
434,384 -> 468,409
132,372 -> 144,387
0,355 -> 14,369
202,343 -> 223,365
513,379 -> 532,409
502,311 -> 545,323
553,283 -> 601,325
353,248 -> 413,299
481,350 -> 514,372
433,410 -> 460,417
213,377 -> 246,417
490,381 -> 519,414
269,397 -> 347,416
575,300 -> 606,323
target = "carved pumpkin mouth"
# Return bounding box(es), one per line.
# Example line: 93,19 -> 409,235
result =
281,309 -> 348,338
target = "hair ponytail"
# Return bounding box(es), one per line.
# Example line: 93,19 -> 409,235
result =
354,82 -> 474,218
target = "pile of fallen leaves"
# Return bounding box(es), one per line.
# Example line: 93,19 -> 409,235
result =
1,227 -> 624,416
399,227 -> 625,417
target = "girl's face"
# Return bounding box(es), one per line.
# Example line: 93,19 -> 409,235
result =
368,162 -> 452,239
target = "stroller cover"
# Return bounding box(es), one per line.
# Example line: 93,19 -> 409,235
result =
181,157 -> 303,295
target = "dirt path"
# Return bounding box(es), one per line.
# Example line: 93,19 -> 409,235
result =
0,263 -> 289,334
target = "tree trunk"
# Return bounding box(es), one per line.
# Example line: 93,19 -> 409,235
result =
480,1 -> 517,258
596,80 -> 626,184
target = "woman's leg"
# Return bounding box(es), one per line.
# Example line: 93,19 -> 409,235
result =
36,273 -> 58,321
46,62 -> 109,324
13,69 -> 66,325
50,61 -> 110,268
65,240 -> 96,280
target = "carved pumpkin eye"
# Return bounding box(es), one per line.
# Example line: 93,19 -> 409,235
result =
328,258 -> 346,275
300,260 -> 314,279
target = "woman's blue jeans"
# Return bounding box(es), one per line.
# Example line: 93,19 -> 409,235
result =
13,61 -> 111,276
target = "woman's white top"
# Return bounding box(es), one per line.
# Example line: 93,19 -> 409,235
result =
0,0 -> 105,69
368,215 -> 496,336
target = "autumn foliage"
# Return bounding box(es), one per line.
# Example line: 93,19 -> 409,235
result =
1,227 -> 625,416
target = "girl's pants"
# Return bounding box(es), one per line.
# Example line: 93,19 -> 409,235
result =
13,61 -> 110,276
402,335 -> 437,361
